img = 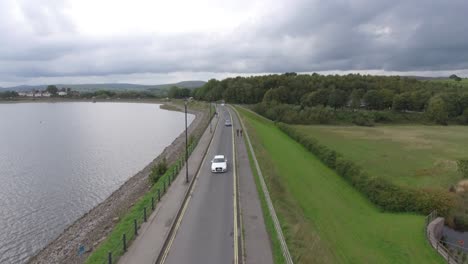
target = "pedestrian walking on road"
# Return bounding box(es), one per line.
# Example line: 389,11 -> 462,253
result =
236,129 -> 239,137
240,129 -> 243,137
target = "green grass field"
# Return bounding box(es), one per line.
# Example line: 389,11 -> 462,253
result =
293,125 -> 468,189
237,107 -> 443,263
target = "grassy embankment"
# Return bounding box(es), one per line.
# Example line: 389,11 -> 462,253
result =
293,125 -> 468,189
236,107 -> 443,263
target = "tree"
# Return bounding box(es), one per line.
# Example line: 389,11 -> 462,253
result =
327,89 -> 347,110
392,94 -> 409,111
363,90 -> 382,110
350,89 -> 365,109
379,89 -> 395,109
301,89 -> 330,107
0,91 -> 18,98
450,74 -> 462,82
426,96 -> 449,125
168,86 -> 180,98
46,85 -> 58,95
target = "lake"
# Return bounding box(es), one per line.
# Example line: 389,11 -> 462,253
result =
0,102 -> 194,263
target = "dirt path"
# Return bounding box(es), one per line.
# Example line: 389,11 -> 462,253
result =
28,102 -> 209,264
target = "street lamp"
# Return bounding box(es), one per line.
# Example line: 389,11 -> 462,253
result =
185,100 -> 189,183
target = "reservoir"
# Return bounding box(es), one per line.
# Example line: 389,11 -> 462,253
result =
0,102 -> 194,263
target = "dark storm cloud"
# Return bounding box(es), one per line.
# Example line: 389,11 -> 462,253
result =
1,0 -> 468,83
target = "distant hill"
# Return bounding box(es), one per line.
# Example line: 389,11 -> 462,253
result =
3,81 -> 206,92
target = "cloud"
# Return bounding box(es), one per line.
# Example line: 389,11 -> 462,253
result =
0,0 -> 468,86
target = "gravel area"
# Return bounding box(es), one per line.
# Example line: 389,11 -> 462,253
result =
28,102 -> 209,264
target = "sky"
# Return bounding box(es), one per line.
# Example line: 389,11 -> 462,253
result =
1,0 -> 467,87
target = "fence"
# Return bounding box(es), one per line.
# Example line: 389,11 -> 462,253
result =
85,139 -> 199,264
425,211 -> 468,264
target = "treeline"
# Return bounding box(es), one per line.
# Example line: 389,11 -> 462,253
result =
193,73 -> 468,125
277,122 -> 456,215
0,91 -> 18,99
80,90 -> 157,99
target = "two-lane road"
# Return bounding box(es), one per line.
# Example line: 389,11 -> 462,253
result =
161,106 -> 236,264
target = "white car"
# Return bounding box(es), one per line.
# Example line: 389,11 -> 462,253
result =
211,155 -> 227,173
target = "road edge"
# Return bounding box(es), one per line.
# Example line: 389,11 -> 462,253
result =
156,107 -> 220,264
231,105 -> 294,264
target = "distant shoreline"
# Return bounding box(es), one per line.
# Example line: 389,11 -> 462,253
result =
0,97 -> 167,104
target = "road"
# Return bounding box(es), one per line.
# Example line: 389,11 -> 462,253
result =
161,106 -> 237,264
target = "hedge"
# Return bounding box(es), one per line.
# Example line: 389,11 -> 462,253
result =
276,122 -> 456,216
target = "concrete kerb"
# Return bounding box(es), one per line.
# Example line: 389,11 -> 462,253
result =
155,109 -> 220,264
231,105 -> 294,264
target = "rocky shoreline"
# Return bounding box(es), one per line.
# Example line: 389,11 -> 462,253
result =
28,102 -> 209,264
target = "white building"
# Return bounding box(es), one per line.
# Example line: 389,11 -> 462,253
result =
58,91 -> 67,96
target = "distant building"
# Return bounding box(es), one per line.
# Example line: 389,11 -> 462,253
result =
58,91 -> 67,96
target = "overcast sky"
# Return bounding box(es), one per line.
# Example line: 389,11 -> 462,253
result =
1,0 -> 467,86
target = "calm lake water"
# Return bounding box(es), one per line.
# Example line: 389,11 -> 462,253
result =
0,102 -> 194,264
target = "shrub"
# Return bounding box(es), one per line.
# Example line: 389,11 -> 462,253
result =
276,122 -> 456,215
151,157 -> 168,184
352,112 -> 374,126
457,160 -> 468,178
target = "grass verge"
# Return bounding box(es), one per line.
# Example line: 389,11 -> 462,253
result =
241,122 -> 284,264
236,106 -> 443,263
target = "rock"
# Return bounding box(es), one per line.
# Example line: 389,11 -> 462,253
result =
112,217 -> 119,222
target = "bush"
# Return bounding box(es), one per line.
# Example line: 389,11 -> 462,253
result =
276,122 -> 456,215
352,112 -> 374,126
458,160 -> 468,178
151,157 -> 168,184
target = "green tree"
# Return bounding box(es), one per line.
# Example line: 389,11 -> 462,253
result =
450,74 -> 462,82
46,85 -> 58,95
363,90 -> 382,110
392,94 -> 409,111
168,86 -> 180,98
0,91 -> 19,98
379,89 -> 395,109
426,96 -> 449,125
350,89 -> 365,109
327,89 -> 347,110
301,89 -> 330,107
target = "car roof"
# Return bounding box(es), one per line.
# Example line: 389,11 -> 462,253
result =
214,155 -> 225,159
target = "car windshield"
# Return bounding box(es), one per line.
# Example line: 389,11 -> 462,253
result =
213,158 -> 225,163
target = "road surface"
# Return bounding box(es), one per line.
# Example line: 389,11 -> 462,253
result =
161,106 -> 237,264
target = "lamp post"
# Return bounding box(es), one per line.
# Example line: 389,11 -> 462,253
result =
185,100 -> 189,183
